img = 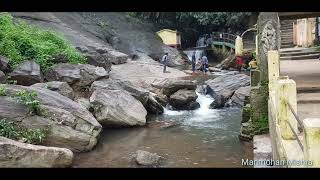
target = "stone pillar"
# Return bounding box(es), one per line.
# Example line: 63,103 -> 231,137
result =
235,36 -> 243,56
303,118 -> 320,167
257,12 -> 281,83
255,35 -> 258,56
267,50 -> 280,91
278,77 -> 298,140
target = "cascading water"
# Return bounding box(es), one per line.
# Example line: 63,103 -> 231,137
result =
73,87 -> 252,168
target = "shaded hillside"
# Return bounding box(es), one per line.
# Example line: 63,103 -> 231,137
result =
11,12 -> 187,66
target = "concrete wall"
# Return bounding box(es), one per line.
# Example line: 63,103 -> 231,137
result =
295,18 -> 316,47
156,30 -> 180,47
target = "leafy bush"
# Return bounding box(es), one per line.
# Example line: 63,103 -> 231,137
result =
0,85 -> 6,96
14,90 -> 40,114
0,119 -> 48,144
0,13 -> 86,72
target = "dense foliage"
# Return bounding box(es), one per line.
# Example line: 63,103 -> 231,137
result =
130,12 -> 257,48
0,119 -> 48,144
0,13 -> 86,71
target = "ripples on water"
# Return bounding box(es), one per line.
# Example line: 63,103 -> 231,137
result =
73,91 -> 253,168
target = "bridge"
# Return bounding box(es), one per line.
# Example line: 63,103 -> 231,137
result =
184,32 -> 237,51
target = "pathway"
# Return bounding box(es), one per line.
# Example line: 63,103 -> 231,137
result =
280,48 -> 320,121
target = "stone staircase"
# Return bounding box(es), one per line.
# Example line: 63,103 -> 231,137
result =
280,20 -> 295,49
280,47 -> 320,60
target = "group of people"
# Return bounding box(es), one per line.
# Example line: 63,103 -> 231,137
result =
236,54 -> 257,72
191,51 -> 208,74
162,51 -> 257,74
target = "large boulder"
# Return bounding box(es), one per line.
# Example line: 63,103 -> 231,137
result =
45,63 -> 108,90
135,150 -> 161,167
91,79 -> 149,105
31,81 -> 75,100
209,95 -> 226,109
205,74 -> 250,100
0,85 -> 102,152
0,136 -> 73,168
151,79 -> 197,96
145,94 -> 164,114
9,60 -> 43,86
84,52 -> 112,72
169,89 -> 200,110
226,86 -> 251,107
90,89 -> 147,127
0,55 -> 10,72
91,79 -> 163,115
0,70 -> 5,83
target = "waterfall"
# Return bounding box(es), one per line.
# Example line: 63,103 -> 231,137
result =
183,50 -> 203,63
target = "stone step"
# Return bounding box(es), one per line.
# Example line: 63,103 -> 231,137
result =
281,44 -> 295,49
298,92 -> 320,104
280,50 -> 320,57
280,53 -> 320,60
280,47 -> 319,53
281,42 -> 294,46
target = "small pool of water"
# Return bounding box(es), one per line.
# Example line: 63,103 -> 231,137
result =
72,93 -> 253,168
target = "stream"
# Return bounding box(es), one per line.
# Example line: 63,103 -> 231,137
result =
72,74 -> 253,167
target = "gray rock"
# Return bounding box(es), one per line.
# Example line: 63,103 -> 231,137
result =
153,93 -> 168,107
9,60 -> 43,86
90,89 -> 147,127
205,74 -> 250,100
91,79 -> 163,115
196,85 -> 208,94
145,94 -> 164,114
0,55 -> 10,72
0,85 -> 102,152
51,54 -> 69,63
208,67 -> 222,72
135,150 -> 161,166
45,63 -> 108,90
76,98 -> 91,111
0,136 -> 73,168
151,79 -> 197,96
0,70 -> 5,83
84,52 -> 112,72
226,86 -> 251,107
209,95 -> 226,109
91,79 -> 149,105
169,89 -> 199,110
31,81 -> 75,100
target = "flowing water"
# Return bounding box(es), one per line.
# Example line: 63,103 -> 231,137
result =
72,90 -> 253,167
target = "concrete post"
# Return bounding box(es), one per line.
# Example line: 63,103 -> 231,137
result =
235,36 -> 243,56
267,51 -> 280,91
278,78 -> 298,140
303,118 -> 320,167
255,35 -> 258,56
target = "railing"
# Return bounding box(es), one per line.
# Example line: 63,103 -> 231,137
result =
211,32 -> 237,44
268,50 -> 320,167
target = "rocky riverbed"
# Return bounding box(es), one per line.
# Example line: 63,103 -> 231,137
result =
0,12 -> 253,168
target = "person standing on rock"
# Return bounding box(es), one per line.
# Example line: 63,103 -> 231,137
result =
162,53 -> 169,73
191,51 -> 196,73
201,55 -> 208,74
236,55 -> 244,72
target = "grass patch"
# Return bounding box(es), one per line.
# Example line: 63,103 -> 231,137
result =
252,115 -> 269,134
14,90 -> 40,115
0,85 -> 6,96
0,119 -> 48,144
0,13 -> 86,72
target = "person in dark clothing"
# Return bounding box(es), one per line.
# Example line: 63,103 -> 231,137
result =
162,53 -> 168,73
191,51 -> 196,73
